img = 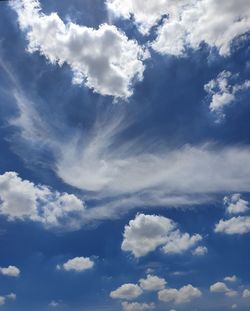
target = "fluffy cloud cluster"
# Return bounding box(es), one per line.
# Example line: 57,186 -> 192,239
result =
10,0 -> 148,99
121,214 -> 203,257
139,275 -> 166,292
243,289 -> 250,298
107,0 -> 250,56
192,246 -> 208,256
204,71 -> 250,117
0,171 -> 86,230
224,194 -> 249,215
110,284 -> 143,300
0,266 -> 20,277
59,257 -> 94,272
122,302 -> 155,311
215,216 -> 250,235
158,284 -> 202,304
210,282 -> 237,297
0,293 -> 16,306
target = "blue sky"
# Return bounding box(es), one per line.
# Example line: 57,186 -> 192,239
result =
0,0 -> 250,310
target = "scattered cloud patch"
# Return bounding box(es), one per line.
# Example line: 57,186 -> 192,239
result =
0,171 -> 86,230
0,266 -> 20,277
122,214 -> 202,258
243,289 -> 250,298
224,275 -> 238,283
61,257 -> 94,272
210,281 -> 237,297
122,301 -> 155,311
139,275 -> 166,291
215,216 -> 250,234
224,194 -> 249,215
10,0 -> 148,99
192,246 -> 208,256
151,0 -> 250,56
204,71 -> 250,119
110,284 -> 143,300
158,284 -> 202,304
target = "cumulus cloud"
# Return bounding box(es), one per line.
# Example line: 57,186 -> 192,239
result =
210,282 -> 237,297
215,216 -> 250,234
242,289 -> 250,298
192,246 -> 208,256
0,171 -> 86,230
224,194 -> 249,215
121,213 -> 202,257
0,266 -> 20,277
106,0 -> 172,35
49,300 -> 60,307
224,275 -> 238,283
110,284 -> 143,300
122,301 -> 155,311
204,71 -> 250,118
0,293 -> 17,306
158,284 -> 202,304
151,0 -> 250,56
60,257 -> 94,272
139,275 -> 166,291
10,0 -> 148,99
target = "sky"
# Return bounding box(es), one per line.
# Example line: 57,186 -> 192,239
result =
0,0 -> 250,310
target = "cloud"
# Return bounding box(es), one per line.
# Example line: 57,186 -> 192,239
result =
210,282 -> 237,297
0,293 -> 17,306
10,0 -> 148,99
60,257 -> 94,272
121,213 -> 202,257
242,289 -> 250,298
158,284 -> 202,304
162,232 -> 202,255
106,0 -> 172,35
0,266 -> 20,277
0,171 -> 86,230
224,275 -> 238,283
110,284 -> 143,300
192,246 -> 208,256
215,216 -> 250,234
224,194 -> 249,215
204,71 -> 250,118
139,275 -> 166,291
49,300 -> 60,307
151,0 -> 250,56
121,302 -> 155,311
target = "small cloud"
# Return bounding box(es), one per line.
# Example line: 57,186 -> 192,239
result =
243,289 -> 250,298
49,300 -> 60,308
110,284 -> 143,300
0,266 -> 20,277
192,246 -> 208,256
224,275 -> 238,283
59,257 -> 94,273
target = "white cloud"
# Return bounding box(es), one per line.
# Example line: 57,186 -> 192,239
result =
49,300 -> 60,307
10,0 -> 148,99
110,284 -> 143,300
122,301 -> 155,311
162,232 -> 202,255
242,289 -> 250,298
61,257 -> 94,272
121,213 -> 202,257
106,0 -> 173,35
215,216 -> 250,235
192,246 -> 208,256
0,293 -> 17,306
0,171 -> 86,230
158,284 -> 202,304
151,0 -> 250,56
139,275 -> 166,291
232,304 -> 238,309
204,71 -> 250,117
0,266 -> 20,277
224,275 -> 238,283
6,293 -> 16,300
224,194 -> 249,215
209,281 -> 238,297
0,297 -> 5,306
